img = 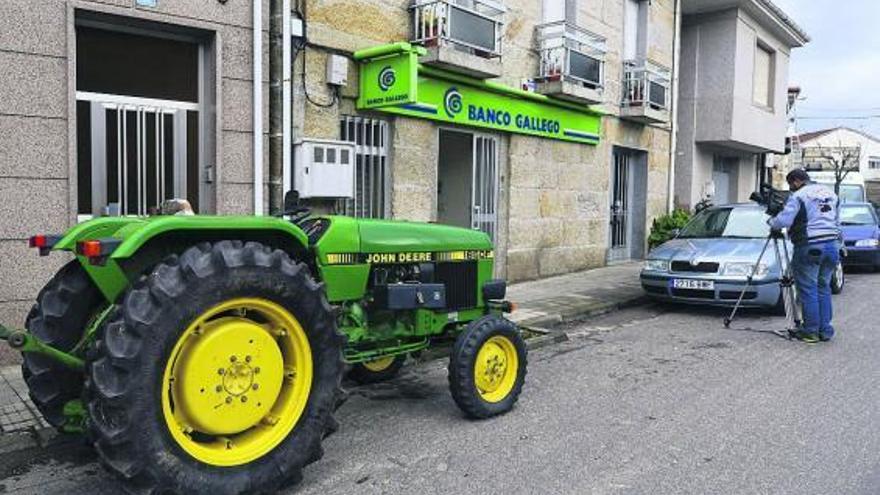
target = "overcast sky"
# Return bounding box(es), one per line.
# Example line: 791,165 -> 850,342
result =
771,0 -> 880,138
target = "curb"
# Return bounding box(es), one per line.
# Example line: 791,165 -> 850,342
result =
515,294 -> 650,330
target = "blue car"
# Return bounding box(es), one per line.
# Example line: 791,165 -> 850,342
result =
641,203 -> 845,310
839,202 -> 880,271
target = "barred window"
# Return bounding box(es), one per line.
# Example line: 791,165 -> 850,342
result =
337,117 -> 389,218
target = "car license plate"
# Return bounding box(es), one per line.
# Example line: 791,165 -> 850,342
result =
671,279 -> 714,290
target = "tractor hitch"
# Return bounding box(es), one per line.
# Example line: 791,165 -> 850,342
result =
0,323 -> 85,371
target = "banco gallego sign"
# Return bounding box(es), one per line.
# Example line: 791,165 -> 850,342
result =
355,43 -> 601,145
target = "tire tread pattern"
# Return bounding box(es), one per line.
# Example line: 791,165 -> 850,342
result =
85,241 -> 345,495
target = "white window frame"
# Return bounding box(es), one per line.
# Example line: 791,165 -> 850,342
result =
753,41 -> 775,109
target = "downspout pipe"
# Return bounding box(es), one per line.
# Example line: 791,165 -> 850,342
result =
268,0 -> 284,215
253,0 -> 263,215
667,0 -> 681,213
282,0 -> 292,206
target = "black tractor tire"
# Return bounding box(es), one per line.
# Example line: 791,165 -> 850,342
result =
448,316 -> 527,419
347,355 -> 407,384
831,261 -> 845,294
23,260 -> 105,429
84,241 -> 344,495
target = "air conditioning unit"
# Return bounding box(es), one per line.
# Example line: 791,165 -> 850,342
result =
293,139 -> 356,198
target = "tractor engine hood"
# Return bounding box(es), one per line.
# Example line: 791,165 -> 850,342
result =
356,219 -> 493,253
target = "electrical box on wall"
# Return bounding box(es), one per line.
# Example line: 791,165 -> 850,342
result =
294,140 -> 356,198
326,54 -> 349,86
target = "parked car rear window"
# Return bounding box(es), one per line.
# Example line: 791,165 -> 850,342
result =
679,207 -> 770,239
816,183 -> 865,203
840,205 -> 878,225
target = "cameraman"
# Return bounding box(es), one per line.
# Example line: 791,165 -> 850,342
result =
768,169 -> 841,343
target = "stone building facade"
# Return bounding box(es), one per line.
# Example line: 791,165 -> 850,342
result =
0,0 -> 676,327
299,0 -> 676,280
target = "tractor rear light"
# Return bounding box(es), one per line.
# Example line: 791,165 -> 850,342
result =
75,238 -> 122,266
28,234 -> 61,256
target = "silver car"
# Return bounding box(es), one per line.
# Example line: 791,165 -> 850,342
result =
640,203 -> 844,310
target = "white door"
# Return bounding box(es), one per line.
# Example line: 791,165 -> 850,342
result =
471,135 -> 499,242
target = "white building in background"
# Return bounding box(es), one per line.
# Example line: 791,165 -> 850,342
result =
791,127 -> 880,182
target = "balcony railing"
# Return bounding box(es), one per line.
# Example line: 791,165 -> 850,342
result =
410,0 -> 506,58
535,21 -> 606,89
622,60 -> 671,110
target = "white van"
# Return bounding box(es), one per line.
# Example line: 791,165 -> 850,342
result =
806,170 -> 867,203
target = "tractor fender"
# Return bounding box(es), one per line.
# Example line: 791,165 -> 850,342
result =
107,216 -> 310,260
53,216 -> 311,304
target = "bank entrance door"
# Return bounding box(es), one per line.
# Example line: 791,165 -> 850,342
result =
608,147 -> 648,262
437,130 -> 499,242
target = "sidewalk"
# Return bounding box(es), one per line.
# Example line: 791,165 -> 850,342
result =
0,261 -> 647,445
508,261 -> 646,328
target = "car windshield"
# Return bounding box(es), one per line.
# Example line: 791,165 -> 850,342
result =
678,207 -> 770,239
816,182 -> 865,203
839,205 -> 877,225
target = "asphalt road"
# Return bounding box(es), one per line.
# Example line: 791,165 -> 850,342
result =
2,273 -> 879,495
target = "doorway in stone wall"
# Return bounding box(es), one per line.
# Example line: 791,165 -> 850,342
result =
607,146 -> 648,263
437,129 -> 499,243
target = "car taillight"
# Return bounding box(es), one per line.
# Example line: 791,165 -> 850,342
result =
28,234 -> 61,256
75,238 -> 122,265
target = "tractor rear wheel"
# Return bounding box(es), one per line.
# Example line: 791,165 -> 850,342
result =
23,260 -> 105,429
347,355 -> 406,384
448,316 -> 527,419
85,241 -> 344,495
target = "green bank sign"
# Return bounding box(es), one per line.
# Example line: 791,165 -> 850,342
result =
354,43 -> 602,145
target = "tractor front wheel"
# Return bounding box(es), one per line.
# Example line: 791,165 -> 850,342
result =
347,355 -> 406,384
85,241 -> 344,494
448,316 -> 527,419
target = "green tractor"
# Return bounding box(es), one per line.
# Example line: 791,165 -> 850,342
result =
1,193 -> 526,494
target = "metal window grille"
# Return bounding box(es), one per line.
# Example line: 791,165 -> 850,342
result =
77,92 -> 196,217
337,117 -> 389,218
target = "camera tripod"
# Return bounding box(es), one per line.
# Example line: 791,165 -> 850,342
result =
722,230 -> 802,339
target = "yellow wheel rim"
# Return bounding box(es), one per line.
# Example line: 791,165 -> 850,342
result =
161,298 -> 313,466
361,356 -> 396,372
473,335 -> 518,403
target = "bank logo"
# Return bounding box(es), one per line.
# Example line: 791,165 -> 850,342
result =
444,87 -> 463,118
378,66 -> 396,92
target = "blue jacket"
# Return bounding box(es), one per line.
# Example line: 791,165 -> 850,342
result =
769,183 -> 840,246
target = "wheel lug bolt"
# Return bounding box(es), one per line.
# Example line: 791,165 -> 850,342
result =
245,355 -> 252,363
254,367 -> 261,374
252,383 -> 259,390
225,396 -> 233,404
241,396 -> 248,403
218,368 -> 226,375
215,385 -> 223,392
230,356 -> 237,362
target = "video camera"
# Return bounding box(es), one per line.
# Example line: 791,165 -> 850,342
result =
749,184 -> 790,217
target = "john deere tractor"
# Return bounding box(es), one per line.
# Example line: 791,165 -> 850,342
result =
1,194 -> 526,494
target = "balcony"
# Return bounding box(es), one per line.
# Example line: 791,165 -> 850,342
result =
410,0 -> 505,79
534,21 -> 606,105
620,60 -> 671,124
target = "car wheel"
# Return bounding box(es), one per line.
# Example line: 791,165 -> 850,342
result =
831,261 -> 845,294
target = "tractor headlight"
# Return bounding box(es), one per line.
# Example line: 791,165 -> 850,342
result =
644,259 -> 669,272
854,239 -> 879,248
724,262 -> 769,277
